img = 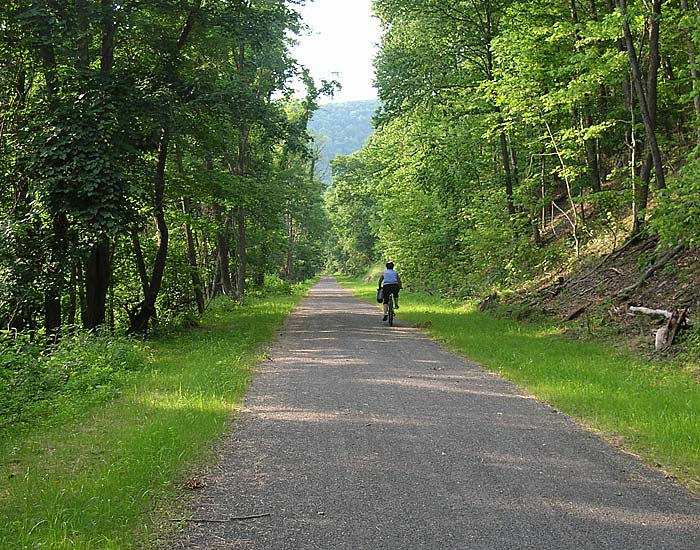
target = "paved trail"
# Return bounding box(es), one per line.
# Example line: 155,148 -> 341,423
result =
175,277 -> 700,549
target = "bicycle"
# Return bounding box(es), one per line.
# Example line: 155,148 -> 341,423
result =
386,293 -> 395,326
379,285 -> 397,326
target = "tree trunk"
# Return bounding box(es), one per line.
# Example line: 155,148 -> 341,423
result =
176,148 -> 205,312
483,5 -> 515,220
645,0 -> 661,191
100,0 -> 116,73
38,4 -> 58,95
76,0 -> 89,68
620,0 -> 663,235
531,219 -> 543,247
77,262 -> 87,328
127,3 -> 200,333
632,150 -> 653,235
235,207 -> 246,298
199,230 -> 214,299
568,0 -> 579,25
84,239 -> 111,330
81,1 -> 117,331
213,204 -> 234,296
499,128 -> 516,217
584,111 -> 602,193
286,213 -> 294,281
568,0 -> 602,194
67,262 -> 78,331
588,0 -> 599,19
108,284 -> 114,334
182,197 -> 206,313
230,116 -> 250,297
254,239 -> 267,288
618,0 -> 665,191
37,2 -> 63,337
44,212 -> 68,338
546,121 -> 580,256
131,228 -> 150,299
128,128 -> 170,333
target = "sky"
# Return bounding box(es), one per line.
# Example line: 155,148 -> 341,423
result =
291,0 -> 382,103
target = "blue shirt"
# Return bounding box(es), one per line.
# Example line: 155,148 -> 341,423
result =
383,269 -> 399,285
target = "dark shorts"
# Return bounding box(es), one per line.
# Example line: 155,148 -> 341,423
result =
382,284 -> 400,304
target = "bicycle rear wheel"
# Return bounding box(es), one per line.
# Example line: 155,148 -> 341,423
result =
388,300 -> 394,326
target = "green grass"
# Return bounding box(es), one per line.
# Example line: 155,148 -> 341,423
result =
341,276 -> 700,493
0,290 -> 307,549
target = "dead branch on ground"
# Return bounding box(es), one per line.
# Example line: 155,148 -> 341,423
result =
171,513 -> 271,523
627,306 -> 690,350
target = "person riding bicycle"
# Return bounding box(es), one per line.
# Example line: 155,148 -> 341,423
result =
378,262 -> 402,322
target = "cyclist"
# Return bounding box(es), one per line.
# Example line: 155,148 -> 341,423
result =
378,261 -> 402,322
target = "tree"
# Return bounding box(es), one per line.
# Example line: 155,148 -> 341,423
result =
611,0 -> 664,237
1,0 -> 331,337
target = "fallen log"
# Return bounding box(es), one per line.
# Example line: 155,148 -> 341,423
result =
478,293 -> 499,311
628,306 -> 689,351
565,304 -> 588,321
659,308 -> 689,351
628,306 -> 673,319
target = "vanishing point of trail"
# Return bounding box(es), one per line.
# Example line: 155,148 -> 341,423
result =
176,277 -> 700,549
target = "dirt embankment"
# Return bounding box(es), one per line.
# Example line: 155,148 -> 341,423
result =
488,238 -> 700,357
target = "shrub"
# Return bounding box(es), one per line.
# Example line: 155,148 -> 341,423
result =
247,274 -> 296,298
652,150 -> 700,247
0,331 -> 147,430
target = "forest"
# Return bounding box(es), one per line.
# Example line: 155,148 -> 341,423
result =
325,0 -> 700,306
0,0 -> 333,339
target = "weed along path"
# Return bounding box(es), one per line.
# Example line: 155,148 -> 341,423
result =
174,277 -> 700,549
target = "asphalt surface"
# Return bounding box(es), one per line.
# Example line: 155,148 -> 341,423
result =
174,277 -> 700,549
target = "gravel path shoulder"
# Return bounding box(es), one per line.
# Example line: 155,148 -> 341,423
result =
174,277 -> 700,549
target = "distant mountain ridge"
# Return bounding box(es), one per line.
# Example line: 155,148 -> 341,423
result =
309,99 -> 379,184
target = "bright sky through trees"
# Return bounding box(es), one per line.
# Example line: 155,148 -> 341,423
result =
292,0 -> 381,103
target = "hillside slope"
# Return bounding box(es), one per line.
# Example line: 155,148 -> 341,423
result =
309,100 -> 379,184
492,236 -> 699,359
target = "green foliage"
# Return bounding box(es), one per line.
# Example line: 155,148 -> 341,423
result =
246,273 -> 304,298
326,0 -> 700,299
652,150 -> 700,248
324,152 -> 378,274
29,89 -> 133,243
0,0 -> 329,338
0,218 -> 43,329
0,331 -> 146,430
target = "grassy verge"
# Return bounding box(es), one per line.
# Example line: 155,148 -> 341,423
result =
340,276 -> 700,493
0,288 -> 308,549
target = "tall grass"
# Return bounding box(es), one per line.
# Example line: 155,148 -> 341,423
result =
0,290 -> 307,549
341,277 -> 700,493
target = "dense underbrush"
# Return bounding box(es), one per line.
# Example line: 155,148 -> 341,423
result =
0,330 -> 147,431
0,275 -> 307,434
